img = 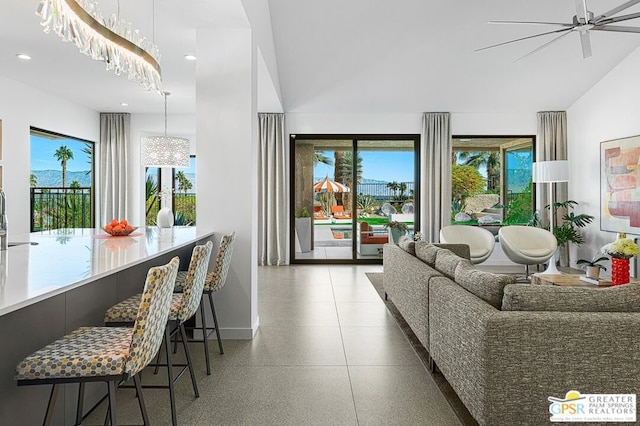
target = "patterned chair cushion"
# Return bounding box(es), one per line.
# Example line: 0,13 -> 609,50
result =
179,241 -> 214,320
454,260 -> 515,309
15,327 -> 133,380
173,271 -> 188,292
105,293 -> 183,323
502,282 -> 640,312
204,233 -> 235,292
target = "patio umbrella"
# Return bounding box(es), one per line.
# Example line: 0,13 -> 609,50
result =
313,176 -> 351,193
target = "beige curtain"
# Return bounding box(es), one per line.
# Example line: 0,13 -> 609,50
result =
99,113 -> 130,223
422,112 -> 452,242
537,111 -> 568,227
258,113 -> 287,265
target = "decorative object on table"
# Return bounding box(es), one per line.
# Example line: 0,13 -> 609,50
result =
156,190 -> 174,228
142,92 -> 190,168
601,238 -> 639,286
533,160 -> 569,274
384,221 -> 409,244
601,135 -> 640,234
103,219 -> 136,236
36,0 -> 163,94
576,255 -> 608,280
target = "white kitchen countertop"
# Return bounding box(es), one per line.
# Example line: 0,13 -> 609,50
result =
0,226 -> 214,316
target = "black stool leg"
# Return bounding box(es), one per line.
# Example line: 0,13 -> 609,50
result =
133,375 -> 150,426
107,380 -> 117,426
208,292 -> 224,355
200,294 -> 211,375
44,384 -> 60,426
153,336 -> 164,375
75,382 -> 85,425
180,323 -> 199,397
164,326 -> 178,426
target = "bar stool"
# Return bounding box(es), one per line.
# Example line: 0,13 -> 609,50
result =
103,241 -> 213,426
14,257 -> 179,426
174,232 -> 235,375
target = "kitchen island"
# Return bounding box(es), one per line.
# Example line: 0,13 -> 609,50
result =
0,226 -> 215,425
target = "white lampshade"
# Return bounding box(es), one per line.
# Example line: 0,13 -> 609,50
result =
142,136 -> 190,168
532,160 -> 569,183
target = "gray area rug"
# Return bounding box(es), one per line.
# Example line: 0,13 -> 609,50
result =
365,272 -> 478,426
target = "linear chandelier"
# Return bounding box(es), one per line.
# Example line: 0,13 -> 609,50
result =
36,0 -> 163,94
142,92 -> 190,168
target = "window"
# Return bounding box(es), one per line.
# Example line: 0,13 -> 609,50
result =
173,156 -> 196,226
145,167 -> 160,225
30,128 -> 94,231
452,136 -> 535,226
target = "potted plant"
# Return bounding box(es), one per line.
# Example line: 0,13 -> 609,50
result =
601,238 -> 639,285
295,206 -> 312,253
576,255 -> 608,279
384,221 -> 409,244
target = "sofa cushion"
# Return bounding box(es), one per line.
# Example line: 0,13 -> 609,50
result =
397,236 -> 416,256
453,260 -> 515,309
434,243 -> 471,260
502,283 -> 640,312
415,241 -> 440,267
435,249 -> 467,280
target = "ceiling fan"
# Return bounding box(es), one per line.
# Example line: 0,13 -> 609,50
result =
478,0 -> 640,60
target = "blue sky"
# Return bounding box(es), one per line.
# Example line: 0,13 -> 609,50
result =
314,151 -> 415,182
30,135 -> 92,172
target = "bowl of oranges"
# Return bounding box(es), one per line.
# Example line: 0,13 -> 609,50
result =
103,219 -> 137,236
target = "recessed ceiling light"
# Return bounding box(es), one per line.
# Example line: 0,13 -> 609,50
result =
120,102 -> 129,107
16,53 -> 31,60
184,54 -> 197,61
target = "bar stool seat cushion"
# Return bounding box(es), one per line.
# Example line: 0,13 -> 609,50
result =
105,293 -> 183,324
15,327 -> 133,381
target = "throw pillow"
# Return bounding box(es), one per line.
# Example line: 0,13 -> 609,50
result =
454,260 -> 516,309
397,236 -> 416,256
502,283 -> 640,312
415,241 -> 440,267
435,249 -> 466,280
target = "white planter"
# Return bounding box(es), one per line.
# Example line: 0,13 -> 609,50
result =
157,207 -> 174,228
295,217 -> 312,252
586,266 -> 601,280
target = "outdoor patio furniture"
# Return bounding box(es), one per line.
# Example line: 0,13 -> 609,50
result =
331,205 -> 352,219
358,222 -> 388,256
313,205 -> 331,223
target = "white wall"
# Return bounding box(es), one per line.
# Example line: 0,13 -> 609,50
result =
129,113 -> 196,225
0,75 -> 99,235
567,46 -> 640,273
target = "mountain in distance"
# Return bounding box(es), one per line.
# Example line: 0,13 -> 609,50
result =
31,170 -> 92,187
314,176 -> 388,184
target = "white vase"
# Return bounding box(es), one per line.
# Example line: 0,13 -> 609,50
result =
157,207 -> 174,228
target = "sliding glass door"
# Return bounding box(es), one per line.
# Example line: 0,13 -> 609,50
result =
291,135 -> 419,263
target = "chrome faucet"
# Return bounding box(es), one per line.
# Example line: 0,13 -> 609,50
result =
0,189 -> 7,250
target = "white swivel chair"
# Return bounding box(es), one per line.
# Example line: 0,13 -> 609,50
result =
498,225 -> 557,275
440,225 -> 496,264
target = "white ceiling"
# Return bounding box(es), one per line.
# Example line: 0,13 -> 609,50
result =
2,0 -> 640,114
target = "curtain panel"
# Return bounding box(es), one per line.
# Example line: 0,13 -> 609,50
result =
421,112 -> 452,243
99,113 -> 130,224
537,111 -> 568,228
258,113 -> 287,265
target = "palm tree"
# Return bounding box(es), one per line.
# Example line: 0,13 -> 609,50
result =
30,174 -> 38,187
175,171 -> 193,194
459,151 -> 500,192
54,145 -> 74,188
314,151 -> 333,166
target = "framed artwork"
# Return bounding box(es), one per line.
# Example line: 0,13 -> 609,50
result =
601,135 -> 640,233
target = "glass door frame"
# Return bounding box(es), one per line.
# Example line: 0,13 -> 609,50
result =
290,133 -> 421,264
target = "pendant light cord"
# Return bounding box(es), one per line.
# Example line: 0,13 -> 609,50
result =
164,92 -> 168,137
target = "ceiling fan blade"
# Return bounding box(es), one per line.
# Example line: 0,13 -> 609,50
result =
475,27 -> 573,52
593,11 -> 640,25
579,30 -> 592,58
489,20 -> 574,27
592,24 -> 640,32
594,0 -> 640,24
574,0 -> 589,22
515,31 -> 573,61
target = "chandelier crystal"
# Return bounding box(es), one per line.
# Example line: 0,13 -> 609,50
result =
142,93 -> 190,168
36,0 -> 163,94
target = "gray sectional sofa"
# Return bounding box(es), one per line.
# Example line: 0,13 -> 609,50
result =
383,239 -> 640,426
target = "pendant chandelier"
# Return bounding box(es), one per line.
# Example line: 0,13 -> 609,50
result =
36,0 -> 163,94
142,93 -> 190,168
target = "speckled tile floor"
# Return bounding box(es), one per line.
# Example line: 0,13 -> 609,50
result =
84,265 -> 462,426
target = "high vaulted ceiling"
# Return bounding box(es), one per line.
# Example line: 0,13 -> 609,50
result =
2,0 -> 640,115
